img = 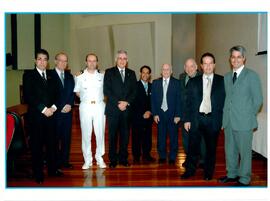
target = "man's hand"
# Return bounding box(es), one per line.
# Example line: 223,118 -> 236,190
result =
143,111 -> 151,119
44,108 -> 54,117
184,122 -> 191,132
118,101 -> 128,111
62,104 -> 72,113
154,115 -> 160,124
174,117 -> 180,124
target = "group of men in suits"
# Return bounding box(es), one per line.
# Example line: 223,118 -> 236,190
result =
23,50 -> 74,184
23,45 -> 262,186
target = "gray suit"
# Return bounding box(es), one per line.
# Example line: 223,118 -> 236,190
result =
222,67 -> 263,184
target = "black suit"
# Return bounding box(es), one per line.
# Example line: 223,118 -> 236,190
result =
131,80 -> 153,161
51,69 -> 75,168
104,66 -> 137,164
184,74 -> 225,178
23,68 -> 58,181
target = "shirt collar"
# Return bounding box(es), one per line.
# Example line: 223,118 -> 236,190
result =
55,67 -> 64,76
140,80 -> 148,85
163,77 -> 170,82
233,65 -> 244,77
36,67 -> 46,76
118,67 -> 125,72
203,73 -> 213,80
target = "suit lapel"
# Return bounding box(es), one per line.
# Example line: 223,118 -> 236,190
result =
34,68 -> 47,87
199,76 -> 203,101
211,74 -> 217,97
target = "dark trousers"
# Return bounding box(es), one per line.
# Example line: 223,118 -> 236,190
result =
132,121 -> 152,160
181,122 -> 206,162
107,111 -> 130,164
186,114 -> 219,177
55,112 -> 72,168
157,111 -> 179,160
29,113 -> 56,180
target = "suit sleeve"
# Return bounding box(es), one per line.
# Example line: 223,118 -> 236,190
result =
176,79 -> 182,118
23,72 -> 46,112
103,69 -> 119,106
67,74 -> 75,106
151,81 -> 158,116
183,79 -> 193,123
251,72 -> 263,113
126,71 -> 137,106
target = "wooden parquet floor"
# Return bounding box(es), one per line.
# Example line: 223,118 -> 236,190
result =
7,107 -> 267,187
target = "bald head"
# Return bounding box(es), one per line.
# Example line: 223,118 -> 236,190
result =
161,63 -> 172,79
184,58 -> 197,77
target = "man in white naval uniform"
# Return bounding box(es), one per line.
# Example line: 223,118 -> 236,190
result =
74,53 -> 106,169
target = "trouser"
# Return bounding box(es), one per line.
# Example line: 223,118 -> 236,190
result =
157,111 -> 179,161
55,112 -> 72,167
132,121 -> 152,160
107,111 -> 130,164
29,113 -> 56,180
224,121 -> 253,184
181,122 -> 206,163
79,102 -> 105,164
185,114 -> 219,177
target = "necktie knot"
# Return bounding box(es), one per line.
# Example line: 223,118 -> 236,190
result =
233,72 -> 237,84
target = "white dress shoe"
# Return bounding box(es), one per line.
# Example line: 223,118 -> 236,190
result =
97,160 -> 107,169
82,162 -> 92,170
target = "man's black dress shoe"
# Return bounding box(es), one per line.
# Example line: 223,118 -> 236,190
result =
35,177 -> 44,184
181,172 -> 194,179
48,169 -> 64,177
158,158 -> 166,164
143,156 -> 156,162
133,158 -> 140,165
119,162 -> 130,167
218,176 -> 239,183
109,162 -> 117,168
169,160 -> 175,165
204,175 -> 213,181
235,181 -> 249,186
63,163 -> 73,169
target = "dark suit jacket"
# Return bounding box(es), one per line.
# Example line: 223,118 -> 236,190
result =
151,76 -> 182,118
132,80 -> 153,125
23,68 -> 58,115
104,66 -> 137,116
51,69 -> 75,114
179,71 -> 202,113
184,74 -> 225,132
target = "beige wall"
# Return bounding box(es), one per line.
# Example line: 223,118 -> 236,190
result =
196,14 -> 267,113
69,14 -> 172,79
6,70 -> 24,107
172,14 -> 196,78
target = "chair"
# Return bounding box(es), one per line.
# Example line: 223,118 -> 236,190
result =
6,111 -> 28,177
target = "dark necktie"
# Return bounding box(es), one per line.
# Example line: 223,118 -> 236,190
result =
233,72 -> 237,84
42,72 -> 47,83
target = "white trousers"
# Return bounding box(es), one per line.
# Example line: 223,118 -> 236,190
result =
79,102 -> 105,164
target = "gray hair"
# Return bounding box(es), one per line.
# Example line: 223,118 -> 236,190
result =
115,50 -> 128,62
230,45 -> 246,58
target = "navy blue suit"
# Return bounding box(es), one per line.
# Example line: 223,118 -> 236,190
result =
51,69 -> 75,168
151,77 -> 182,161
184,74 -> 225,178
131,80 -> 153,161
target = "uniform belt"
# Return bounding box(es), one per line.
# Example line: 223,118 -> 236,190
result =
199,112 -> 212,117
82,100 -> 102,104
